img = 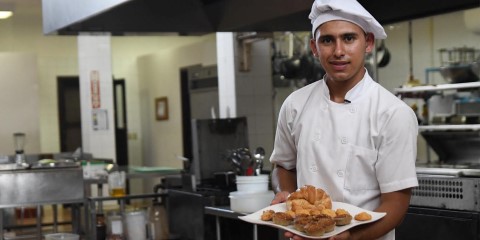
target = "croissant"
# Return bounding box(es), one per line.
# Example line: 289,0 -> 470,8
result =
286,185 -> 332,213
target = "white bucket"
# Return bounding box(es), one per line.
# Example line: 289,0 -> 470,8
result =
235,175 -> 269,193
125,210 -> 147,240
229,191 -> 274,213
45,233 -> 79,240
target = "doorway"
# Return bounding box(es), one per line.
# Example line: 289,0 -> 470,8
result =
57,77 -> 82,152
57,77 -> 128,165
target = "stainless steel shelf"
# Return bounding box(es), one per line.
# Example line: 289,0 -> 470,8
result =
394,81 -> 480,93
419,124 -> 480,131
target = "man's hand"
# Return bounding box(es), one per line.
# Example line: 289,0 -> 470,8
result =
283,225 -> 352,240
271,191 -> 290,205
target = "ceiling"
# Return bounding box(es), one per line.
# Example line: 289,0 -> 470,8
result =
23,0 -> 480,35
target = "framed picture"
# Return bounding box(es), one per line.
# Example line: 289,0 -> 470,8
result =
155,97 -> 169,121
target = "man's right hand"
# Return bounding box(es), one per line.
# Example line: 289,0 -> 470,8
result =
271,191 -> 290,205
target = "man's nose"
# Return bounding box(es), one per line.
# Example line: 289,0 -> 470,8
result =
334,41 -> 346,56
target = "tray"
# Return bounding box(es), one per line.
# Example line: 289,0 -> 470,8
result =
238,201 -> 386,239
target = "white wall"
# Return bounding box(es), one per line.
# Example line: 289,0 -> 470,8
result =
0,1 -> 208,167
0,53 -> 40,155
234,37 -> 275,171
1,1 -> 479,174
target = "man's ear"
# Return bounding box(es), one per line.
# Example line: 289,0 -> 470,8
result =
310,38 -> 318,57
365,33 -> 375,53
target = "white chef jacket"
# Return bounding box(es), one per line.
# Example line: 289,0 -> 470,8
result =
270,72 -> 418,240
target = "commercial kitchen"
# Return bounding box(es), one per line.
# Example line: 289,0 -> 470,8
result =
0,0 -> 480,239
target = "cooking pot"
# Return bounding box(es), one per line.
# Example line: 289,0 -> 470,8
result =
366,40 -> 391,69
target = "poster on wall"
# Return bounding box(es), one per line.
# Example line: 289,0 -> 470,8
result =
92,109 -> 108,131
90,70 -> 101,109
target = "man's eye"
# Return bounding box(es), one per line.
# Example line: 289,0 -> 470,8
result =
320,37 -> 332,44
344,35 -> 355,42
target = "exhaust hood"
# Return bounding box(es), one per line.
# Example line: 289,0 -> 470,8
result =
42,0 -> 480,35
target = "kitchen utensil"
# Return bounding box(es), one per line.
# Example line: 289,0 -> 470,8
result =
13,132 -> 26,165
253,147 -> 265,176
226,149 -> 244,175
238,148 -> 253,175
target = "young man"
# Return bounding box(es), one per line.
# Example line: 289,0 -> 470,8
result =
269,0 -> 419,239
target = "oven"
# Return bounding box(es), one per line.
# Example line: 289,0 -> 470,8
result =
396,129 -> 480,239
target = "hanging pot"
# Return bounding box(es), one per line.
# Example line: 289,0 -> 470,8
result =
376,40 -> 391,68
365,40 -> 391,69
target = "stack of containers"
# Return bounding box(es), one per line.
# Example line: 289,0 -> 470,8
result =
229,175 -> 275,213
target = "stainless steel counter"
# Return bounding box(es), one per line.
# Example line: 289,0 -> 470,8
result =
0,166 -> 84,207
0,165 -> 85,240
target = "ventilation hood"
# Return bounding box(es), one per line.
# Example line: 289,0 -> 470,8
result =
42,0 -> 480,35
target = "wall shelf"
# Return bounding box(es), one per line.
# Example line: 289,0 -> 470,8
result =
394,81 -> 480,94
419,124 -> 480,131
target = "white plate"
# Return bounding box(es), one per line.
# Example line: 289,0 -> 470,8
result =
238,202 -> 386,239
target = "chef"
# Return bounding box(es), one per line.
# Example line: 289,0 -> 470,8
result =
269,0 -> 419,239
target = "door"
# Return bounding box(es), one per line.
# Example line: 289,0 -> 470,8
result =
57,77 -> 128,167
57,77 -> 82,152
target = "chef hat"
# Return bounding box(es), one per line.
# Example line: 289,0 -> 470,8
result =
309,0 -> 387,39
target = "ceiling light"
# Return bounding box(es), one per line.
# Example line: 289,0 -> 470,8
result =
0,3 -> 14,19
0,11 -> 13,19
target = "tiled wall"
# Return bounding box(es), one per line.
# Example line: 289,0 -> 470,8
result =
234,38 -> 275,170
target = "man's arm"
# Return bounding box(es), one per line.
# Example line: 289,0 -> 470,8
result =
271,164 -> 297,204
335,188 -> 412,240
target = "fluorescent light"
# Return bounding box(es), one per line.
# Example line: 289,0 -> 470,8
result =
0,11 -> 13,19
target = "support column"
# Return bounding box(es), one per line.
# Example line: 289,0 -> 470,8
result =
77,34 -> 116,161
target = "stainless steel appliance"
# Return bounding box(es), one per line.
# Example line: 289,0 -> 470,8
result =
396,130 -> 480,239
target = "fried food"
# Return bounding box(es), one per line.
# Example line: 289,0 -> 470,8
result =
303,221 -> 326,237
286,185 -> 332,213
260,210 -> 275,221
272,212 -> 294,226
354,212 -> 372,221
313,215 -> 336,233
321,209 -> 336,218
334,208 -> 353,226
293,214 -> 312,232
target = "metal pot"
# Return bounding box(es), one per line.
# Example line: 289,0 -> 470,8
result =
376,40 -> 391,67
366,40 -> 391,68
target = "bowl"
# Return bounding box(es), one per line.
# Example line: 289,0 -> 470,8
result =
229,191 -> 274,213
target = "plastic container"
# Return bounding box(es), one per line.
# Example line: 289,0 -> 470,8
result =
229,190 -> 274,213
125,210 -> 147,240
235,175 -> 269,193
45,233 -> 80,240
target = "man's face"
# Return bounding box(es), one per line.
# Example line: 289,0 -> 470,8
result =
310,20 -> 374,84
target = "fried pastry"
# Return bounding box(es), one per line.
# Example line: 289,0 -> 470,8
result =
354,211 -> 372,221
260,210 -> 275,221
272,212 -> 293,226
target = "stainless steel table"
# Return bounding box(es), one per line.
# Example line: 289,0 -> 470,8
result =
0,165 -> 85,240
